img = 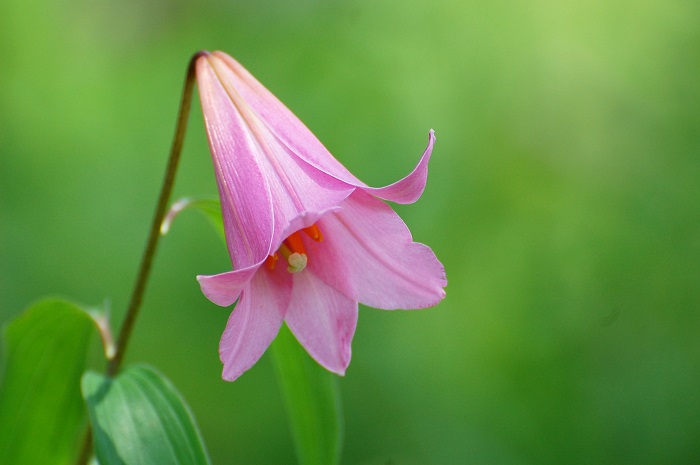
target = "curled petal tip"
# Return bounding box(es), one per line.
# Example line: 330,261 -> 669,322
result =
197,268 -> 259,307
358,129 -> 436,204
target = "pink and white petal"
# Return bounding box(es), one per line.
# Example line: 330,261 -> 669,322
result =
280,206 -> 341,244
261,141 -> 354,247
284,271 -> 358,376
210,51 -> 364,187
210,52 -> 435,205
204,53 -> 355,247
219,268 -> 293,381
197,55 -> 275,269
359,130 -> 435,204
303,228 -> 355,301
310,190 -> 446,310
197,262 -> 262,307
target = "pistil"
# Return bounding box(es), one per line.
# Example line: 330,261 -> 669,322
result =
279,231 -> 307,273
264,224 -> 323,274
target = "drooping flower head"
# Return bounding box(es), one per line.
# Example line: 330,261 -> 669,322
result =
195,50 -> 446,381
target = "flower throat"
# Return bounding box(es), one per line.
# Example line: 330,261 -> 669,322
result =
265,224 -> 323,273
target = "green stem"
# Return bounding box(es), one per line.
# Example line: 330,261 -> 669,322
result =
107,52 -> 203,376
76,51 -> 204,465
75,428 -> 92,465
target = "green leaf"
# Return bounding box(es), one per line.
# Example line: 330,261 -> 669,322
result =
82,364 -> 210,465
271,324 -> 343,465
0,299 -> 99,465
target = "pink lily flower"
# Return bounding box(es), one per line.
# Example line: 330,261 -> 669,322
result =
195,51 -> 446,381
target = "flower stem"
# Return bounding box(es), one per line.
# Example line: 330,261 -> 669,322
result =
75,51 -> 204,465
75,428 -> 92,465
107,52 -> 203,376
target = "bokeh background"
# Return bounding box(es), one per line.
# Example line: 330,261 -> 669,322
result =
2,0 -> 699,463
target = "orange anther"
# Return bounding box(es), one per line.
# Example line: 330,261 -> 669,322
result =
264,253 -> 278,270
283,231 -> 307,255
302,224 -> 323,242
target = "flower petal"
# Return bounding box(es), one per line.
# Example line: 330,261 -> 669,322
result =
203,53 -> 354,249
219,269 -> 293,381
197,263 -> 261,307
210,51 -> 435,204
284,271 -> 358,376
280,206 -> 341,243
308,190 -> 447,309
359,130 -> 435,204
196,55 -> 275,269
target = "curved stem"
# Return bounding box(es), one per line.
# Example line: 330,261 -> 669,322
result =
76,51 -> 205,465
75,428 -> 92,465
107,52 -> 204,376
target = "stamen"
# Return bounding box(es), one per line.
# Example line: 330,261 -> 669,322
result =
303,224 -> 323,242
283,231 -> 306,255
271,228 -> 321,274
264,253 -> 278,270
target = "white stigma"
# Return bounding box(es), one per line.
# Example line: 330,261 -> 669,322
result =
286,253 -> 307,273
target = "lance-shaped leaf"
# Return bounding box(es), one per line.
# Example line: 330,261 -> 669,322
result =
272,324 -> 343,465
81,364 -> 210,465
0,299 -> 101,465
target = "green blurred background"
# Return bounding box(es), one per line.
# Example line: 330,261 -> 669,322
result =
2,0 -> 699,463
